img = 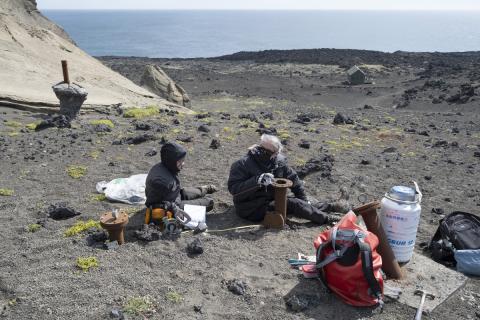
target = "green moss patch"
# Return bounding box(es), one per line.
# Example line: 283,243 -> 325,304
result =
123,296 -> 156,316
27,224 -> 42,233
123,106 -> 159,119
0,188 -> 14,196
90,119 -> 115,128
165,291 -> 183,304
4,121 -> 22,128
76,257 -> 98,272
64,219 -> 101,237
25,122 -> 40,130
66,165 -> 87,179
91,194 -> 107,202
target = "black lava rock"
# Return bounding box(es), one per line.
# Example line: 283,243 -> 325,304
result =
35,115 -> 71,131
360,159 -> 371,165
239,113 -> 258,122
186,238 -> 204,255
432,208 -> 445,215
296,155 -> 334,179
113,134 -> 155,145
226,279 -> 248,296
134,122 -> 152,131
176,135 -> 193,143
198,124 -> 210,133
86,231 -> 108,247
383,147 -> 397,153
47,202 -> 81,220
261,111 -> 274,120
474,152 -> 480,158
333,112 -> 354,125
92,124 -> 112,133
145,149 -> 157,157
293,114 -> 311,124
433,140 -> 448,148
298,140 -> 310,149
208,139 -> 221,150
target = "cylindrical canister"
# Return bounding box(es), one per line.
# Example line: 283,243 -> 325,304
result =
380,184 -> 422,263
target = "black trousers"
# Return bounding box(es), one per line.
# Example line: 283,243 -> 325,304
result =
246,197 -> 328,224
286,198 -> 328,224
180,187 -> 214,212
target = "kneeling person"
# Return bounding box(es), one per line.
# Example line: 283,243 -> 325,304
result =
145,142 -> 217,224
228,134 -> 329,224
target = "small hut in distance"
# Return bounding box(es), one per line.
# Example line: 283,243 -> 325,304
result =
347,65 -> 366,85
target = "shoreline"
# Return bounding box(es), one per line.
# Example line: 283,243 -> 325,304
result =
97,48 -> 480,66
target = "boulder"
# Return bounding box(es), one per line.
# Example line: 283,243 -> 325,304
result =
140,65 -> 191,107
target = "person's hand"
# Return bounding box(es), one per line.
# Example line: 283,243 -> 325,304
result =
258,173 -> 275,186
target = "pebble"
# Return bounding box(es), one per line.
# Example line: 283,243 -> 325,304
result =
226,279 -> 248,296
186,238 -> 204,255
285,295 -> 309,312
110,308 -> 124,319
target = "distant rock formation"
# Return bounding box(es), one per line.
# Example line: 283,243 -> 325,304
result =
0,0 -> 187,112
140,65 -> 191,107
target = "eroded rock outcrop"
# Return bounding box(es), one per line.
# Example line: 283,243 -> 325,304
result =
141,65 -> 191,107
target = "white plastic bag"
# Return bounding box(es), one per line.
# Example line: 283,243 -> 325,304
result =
96,174 -> 147,205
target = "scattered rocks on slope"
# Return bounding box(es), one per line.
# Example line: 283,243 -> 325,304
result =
35,115 -> 71,131
113,134 -> 156,145
296,155 -> 334,179
332,112 -> 354,125
239,113 -> 258,122
446,84 -> 475,104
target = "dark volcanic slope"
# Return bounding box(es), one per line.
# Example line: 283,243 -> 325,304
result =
217,48 -> 480,69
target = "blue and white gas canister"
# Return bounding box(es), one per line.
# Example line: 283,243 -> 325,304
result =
380,181 -> 422,263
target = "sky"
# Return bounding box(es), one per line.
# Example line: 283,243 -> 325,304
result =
37,0 -> 480,11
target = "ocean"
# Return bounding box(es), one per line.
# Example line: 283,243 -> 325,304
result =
42,10 -> 480,58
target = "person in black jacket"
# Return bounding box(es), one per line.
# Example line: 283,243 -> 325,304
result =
228,134 -> 329,224
145,142 -> 216,212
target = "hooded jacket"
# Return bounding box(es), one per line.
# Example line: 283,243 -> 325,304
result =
227,146 -> 307,220
145,142 -> 187,207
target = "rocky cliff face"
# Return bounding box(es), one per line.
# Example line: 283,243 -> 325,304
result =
0,0 -> 186,111
1,0 -> 74,43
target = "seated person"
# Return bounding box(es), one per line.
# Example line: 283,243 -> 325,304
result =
145,142 -> 217,219
228,134 -> 330,224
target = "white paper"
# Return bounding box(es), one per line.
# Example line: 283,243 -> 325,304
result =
183,204 -> 207,229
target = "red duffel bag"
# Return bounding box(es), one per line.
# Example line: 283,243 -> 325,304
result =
314,211 -> 384,307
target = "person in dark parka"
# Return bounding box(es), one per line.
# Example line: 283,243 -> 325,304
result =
145,142 -> 216,211
228,134 -> 329,224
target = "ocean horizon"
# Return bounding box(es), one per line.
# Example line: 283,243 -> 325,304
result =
43,10 -> 480,58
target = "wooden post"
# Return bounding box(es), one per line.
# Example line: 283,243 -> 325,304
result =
61,60 -> 70,84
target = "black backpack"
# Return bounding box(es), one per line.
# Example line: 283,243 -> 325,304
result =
429,211 -> 480,265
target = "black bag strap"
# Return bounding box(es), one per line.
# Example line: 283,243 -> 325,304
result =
357,238 -> 383,307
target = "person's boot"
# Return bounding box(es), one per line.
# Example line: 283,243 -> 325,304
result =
327,212 -> 343,225
200,184 -> 218,195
